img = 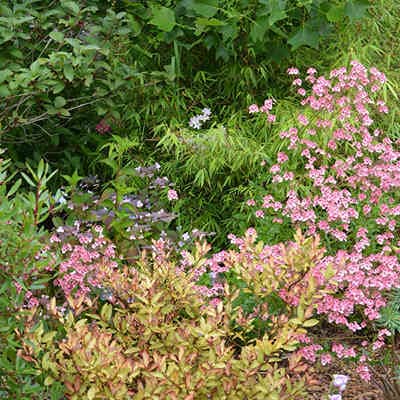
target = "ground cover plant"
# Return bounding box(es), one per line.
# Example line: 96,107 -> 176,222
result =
2,0 -> 400,399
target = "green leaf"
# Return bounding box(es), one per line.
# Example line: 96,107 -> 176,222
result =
344,0 -> 370,23
303,318 -> 320,327
54,96 -> 66,108
7,178 -> 22,198
52,81 -> 65,94
87,386 -> 96,400
37,159 -> 45,180
220,23 -> 238,42
191,0 -> 218,18
0,69 -> 12,83
49,31 -> 64,42
0,84 -> 10,97
61,0 -> 80,15
249,16 -> 269,43
196,17 -> 225,27
21,172 -> 36,187
326,5 -> 345,23
150,6 -> 176,32
267,0 -> 288,26
288,26 -> 320,50
44,376 -> 55,386
59,108 -> 71,116
63,64 -> 74,82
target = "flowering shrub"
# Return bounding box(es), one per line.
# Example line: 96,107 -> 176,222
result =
62,157 -> 186,262
15,227 -> 347,399
0,152 -> 64,399
49,223 -> 119,301
246,61 -> 400,380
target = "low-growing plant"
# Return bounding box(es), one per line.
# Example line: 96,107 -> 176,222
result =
17,228 -> 337,399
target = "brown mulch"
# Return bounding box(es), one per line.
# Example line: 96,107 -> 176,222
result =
308,362 -> 385,400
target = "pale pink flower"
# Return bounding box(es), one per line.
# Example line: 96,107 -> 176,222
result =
298,88 -> 307,96
298,114 -> 309,126
167,189 -> 178,201
287,67 -> 299,75
255,210 -> 264,218
248,104 -> 259,113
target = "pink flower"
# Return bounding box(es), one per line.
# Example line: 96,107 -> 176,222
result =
277,152 -> 289,164
298,114 -> 309,126
356,364 -> 371,382
167,189 -> 179,201
263,99 -> 274,110
307,67 -> 317,75
321,353 -> 332,366
293,78 -> 302,86
270,164 -> 280,174
255,210 -> 264,218
248,104 -> 259,114
298,88 -> 307,96
287,67 -> 299,75
95,119 -> 111,134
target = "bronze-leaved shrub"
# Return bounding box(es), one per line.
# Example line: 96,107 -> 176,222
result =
21,231 -> 329,399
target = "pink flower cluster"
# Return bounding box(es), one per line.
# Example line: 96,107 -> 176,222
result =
51,223 -> 119,299
245,62 -> 398,380
167,189 -> 179,201
248,98 -> 276,122
95,119 -> 111,134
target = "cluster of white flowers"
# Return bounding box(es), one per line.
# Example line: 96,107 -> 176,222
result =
189,108 -> 211,129
328,374 -> 349,400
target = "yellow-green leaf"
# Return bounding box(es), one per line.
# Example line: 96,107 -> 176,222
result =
303,318 -> 319,327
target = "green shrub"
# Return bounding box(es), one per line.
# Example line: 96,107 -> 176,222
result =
0,152 -> 64,399
0,0 -> 139,173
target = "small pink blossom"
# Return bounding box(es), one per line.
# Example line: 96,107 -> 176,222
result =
167,189 -> 179,201
95,119 -> 111,134
320,353 -> 332,366
255,210 -> 264,218
287,67 -> 299,75
248,104 -> 259,113
277,152 -> 289,164
298,114 -> 309,126
293,78 -> 302,86
356,364 -> 371,382
298,88 -> 307,96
